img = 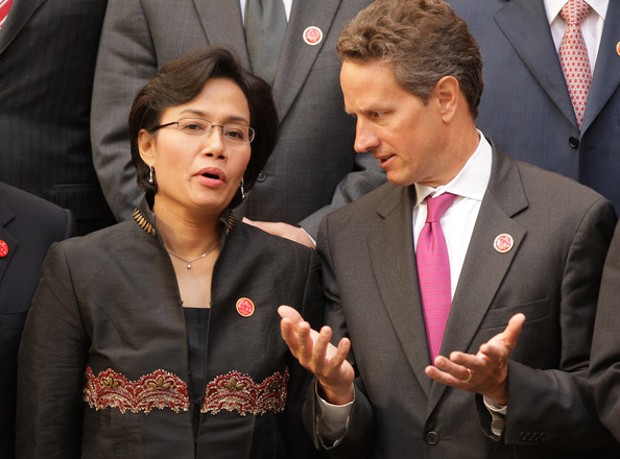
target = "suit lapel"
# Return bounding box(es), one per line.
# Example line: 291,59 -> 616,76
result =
428,146 -> 528,412
493,0 -> 577,127
193,0 -> 251,67
273,0 -> 342,121
581,0 -> 620,132
368,186 -> 433,397
0,197 -> 18,286
0,0 -> 48,54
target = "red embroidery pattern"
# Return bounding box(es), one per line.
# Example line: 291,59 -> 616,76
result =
202,369 -> 289,416
83,367 -> 190,414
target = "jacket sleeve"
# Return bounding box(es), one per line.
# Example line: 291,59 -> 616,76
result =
589,221 -> 620,440
498,198 -> 617,448
282,249 -> 328,458
16,243 -> 88,459
300,217 -> 375,458
90,0 -> 153,220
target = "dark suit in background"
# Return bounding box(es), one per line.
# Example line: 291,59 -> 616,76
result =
447,0 -> 620,212
91,0 -> 385,237
0,182 -> 74,458
0,0 -> 115,235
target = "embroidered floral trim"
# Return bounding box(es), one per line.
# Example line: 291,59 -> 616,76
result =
202,369 -> 289,416
83,367 -> 190,414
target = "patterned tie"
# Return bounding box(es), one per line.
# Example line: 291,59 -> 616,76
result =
417,193 -> 457,362
0,0 -> 13,29
244,0 -> 287,84
559,0 -> 592,129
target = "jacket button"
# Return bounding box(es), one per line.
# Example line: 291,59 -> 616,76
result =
256,170 -> 267,182
425,431 -> 439,445
568,136 -> 579,149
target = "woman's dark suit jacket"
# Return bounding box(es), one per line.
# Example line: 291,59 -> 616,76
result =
16,201 -> 324,459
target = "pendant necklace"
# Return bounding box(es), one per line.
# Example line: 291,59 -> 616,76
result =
165,241 -> 220,270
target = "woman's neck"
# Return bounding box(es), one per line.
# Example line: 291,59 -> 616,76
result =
153,201 -> 222,258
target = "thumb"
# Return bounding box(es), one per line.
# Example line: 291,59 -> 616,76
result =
503,313 -> 526,350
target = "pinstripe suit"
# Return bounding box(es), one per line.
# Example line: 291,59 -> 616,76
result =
0,0 -> 115,234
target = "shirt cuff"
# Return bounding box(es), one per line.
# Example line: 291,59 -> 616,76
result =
483,396 -> 507,437
316,383 -> 354,448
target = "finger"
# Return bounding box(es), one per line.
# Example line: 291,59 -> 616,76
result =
312,326 -> 333,365
278,305 -> 303,323
503,313 -> 526,350
434,355 -> 475,381
328,337 -> 352,371
425,364 -> 468,387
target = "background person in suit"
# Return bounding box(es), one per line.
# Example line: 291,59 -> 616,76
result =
91,0 -> 385,246
0,0 -> 115,235
0,181 -> 74,458
279,0 -> 619,457
446,0 -> 620,213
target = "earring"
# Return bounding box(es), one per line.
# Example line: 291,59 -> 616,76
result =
148,164 -> 154,185
240,179 -> 246,200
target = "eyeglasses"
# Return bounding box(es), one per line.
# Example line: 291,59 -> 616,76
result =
150,117 -> 255,144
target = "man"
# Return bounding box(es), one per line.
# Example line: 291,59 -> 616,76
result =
91,0 -> 385,245
279,0 -> 618,457
446,0 -> 620,213
0,0 -> 115,235
0,182 -> 74,458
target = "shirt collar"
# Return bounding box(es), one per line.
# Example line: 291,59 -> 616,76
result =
544,0 -> 609,24
414,131 -> 492,207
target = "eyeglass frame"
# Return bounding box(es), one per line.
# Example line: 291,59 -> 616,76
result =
149,117 -> 256,144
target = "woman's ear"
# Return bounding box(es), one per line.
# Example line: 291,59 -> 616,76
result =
138,129 -> 155,165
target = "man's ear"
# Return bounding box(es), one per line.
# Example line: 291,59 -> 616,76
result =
433,75 -> 459,123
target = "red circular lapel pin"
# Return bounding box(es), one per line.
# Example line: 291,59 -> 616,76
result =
0,240 -> 9,258
303,26 -> 323,46
493,234 -> 514,253
236,297 -> 255,317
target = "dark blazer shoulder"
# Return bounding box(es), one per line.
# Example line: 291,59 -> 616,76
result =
0,182 -> 74,238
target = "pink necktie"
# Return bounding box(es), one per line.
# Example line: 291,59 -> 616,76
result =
559,0 -> 592,129
417,193 -> 457,362
0,0 -> 13,29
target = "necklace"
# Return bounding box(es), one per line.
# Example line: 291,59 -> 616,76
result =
165,241 -> 220,270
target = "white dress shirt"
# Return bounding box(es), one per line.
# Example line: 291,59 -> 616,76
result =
240,0 -> 293,22
544,0 -> 609,71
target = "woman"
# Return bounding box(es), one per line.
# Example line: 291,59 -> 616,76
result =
16,48 -> 323,459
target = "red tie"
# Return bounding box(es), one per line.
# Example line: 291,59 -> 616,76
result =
0,0 -> 13,29
416,193 -> 456,362
559,0 -> 592,129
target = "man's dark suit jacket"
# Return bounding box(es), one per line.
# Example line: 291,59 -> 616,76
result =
589,223 -> 620,441
0,0 -> 115,234
447,0 -> 620,213
309,145 -> 618,458
0,182 -> 74,458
